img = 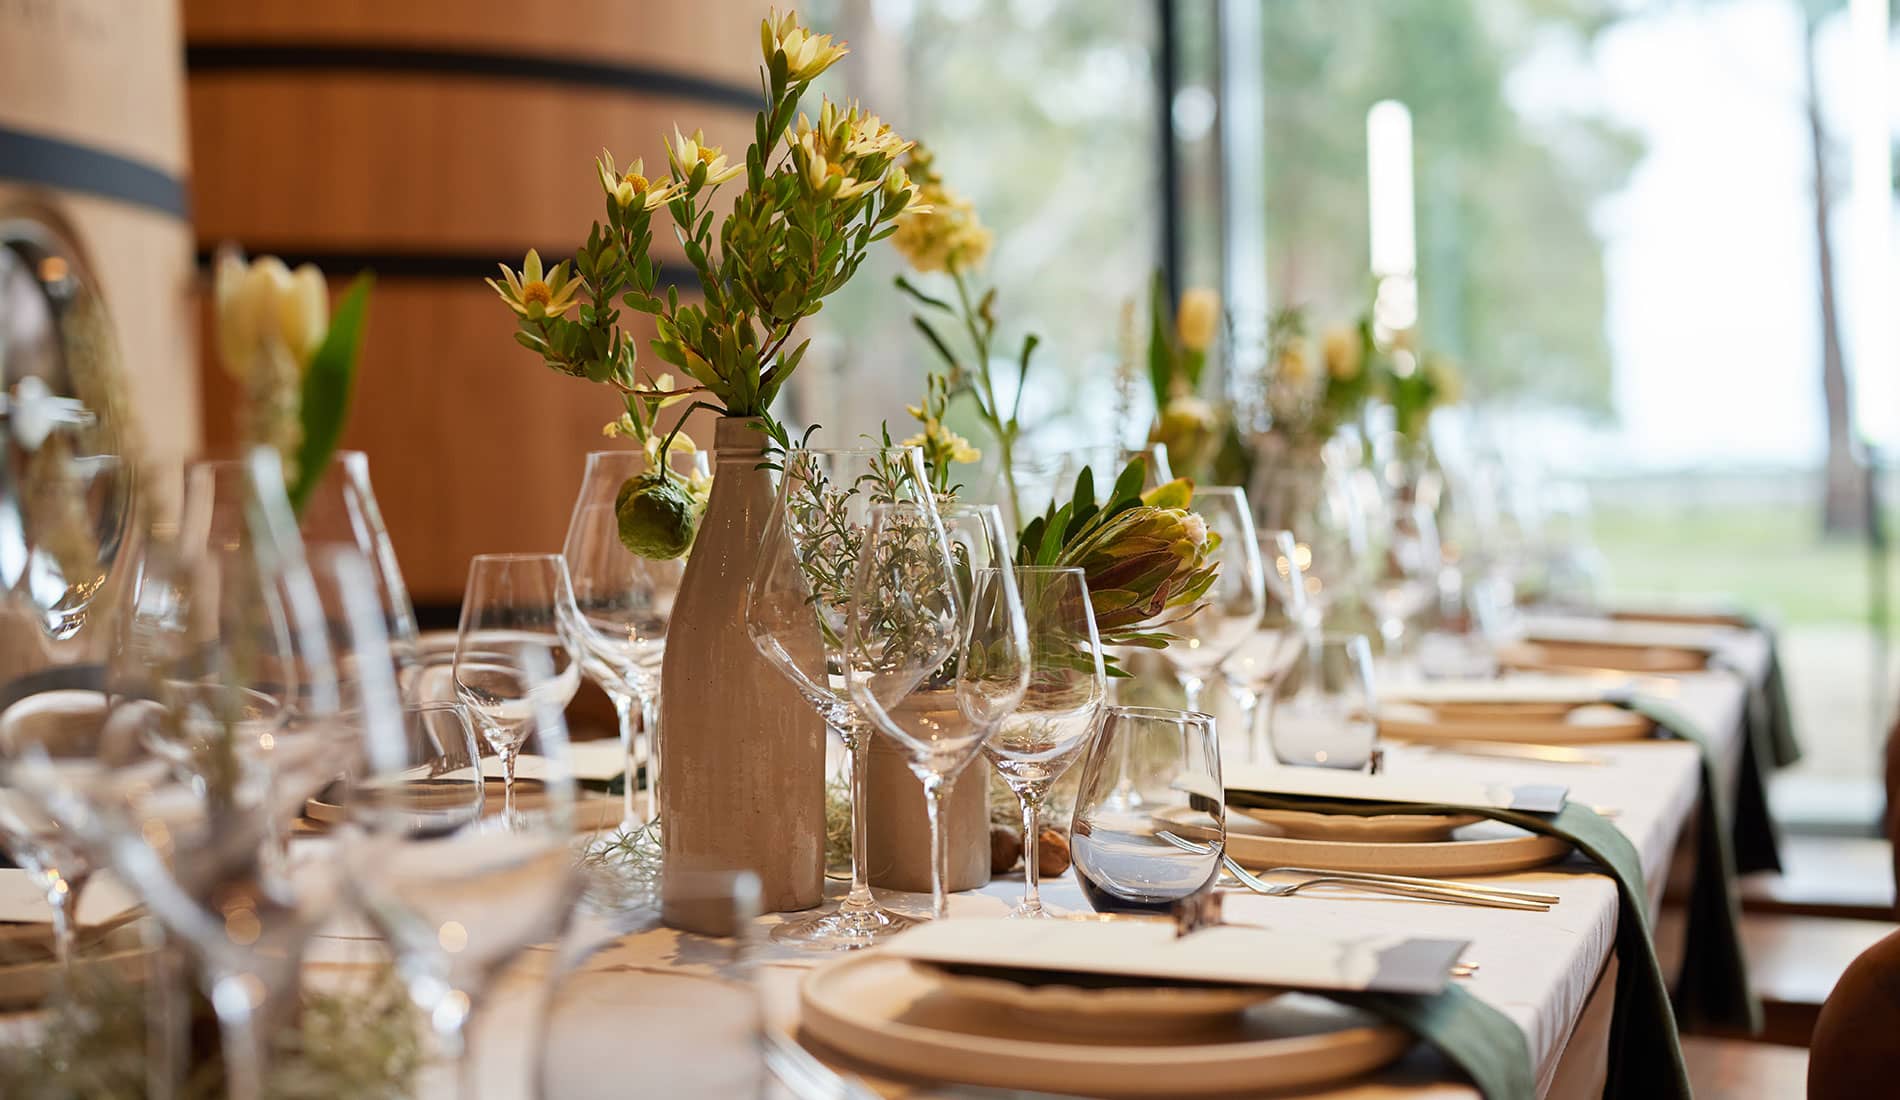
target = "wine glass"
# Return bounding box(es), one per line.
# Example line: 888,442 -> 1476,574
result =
345,637 -> 580,1100
1360,475 -> 1442,665
980,566 -> 1105,918
298,450 -> 421,697
846,502 -> 1027,920
563,448 -> 704,829
11,449 -> 348,1100
0,690 -> 107,966
1269,633 -> 1378,770
452,554 -> 583,821
1221,528 -> 1308,762
1252,462 -> 1363,625
539,870 -> 764,1099
746,446 -> 929,948
1160,487 -> 1264,712
1070,706 -> 1224,914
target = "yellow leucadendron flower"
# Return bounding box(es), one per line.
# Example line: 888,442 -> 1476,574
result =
486,250 -> 582,321
792,132 -> 881,200
214,251 -> 328,380
596,151 -> 684,211
667,127 -> 743,188
762,9 -> 848,82
890,142 -> 990,275
1175,288 -> 1219,353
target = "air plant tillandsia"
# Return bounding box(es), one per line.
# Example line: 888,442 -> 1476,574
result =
1014,458 -> 1220,676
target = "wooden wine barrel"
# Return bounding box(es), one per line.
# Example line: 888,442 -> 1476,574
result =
185,0 -> 761,605
0,0 -> 198,469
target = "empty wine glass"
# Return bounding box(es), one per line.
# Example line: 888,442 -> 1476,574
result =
453,554 -> 583,821
345,640 -> 580,1100
13,449 -> 349,1100
747,446 -> 929,948
0,690 -> 106,966
847,503 -> 1027,920
1221,528 -> 1308,762
1252,461 -> 1362,624
1161,487 -> 1264,712
298,450 -> 421,696
563,449 -> 703,829
1360,477 -> 1442,664
1070,706 -> 1224,915
980,566 -> 1105,918
1269,633 -> 1378,770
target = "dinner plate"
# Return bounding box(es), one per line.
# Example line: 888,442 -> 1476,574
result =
303,776 -> 622,831
799,953 -> 1410,1097
1378,700 -> 1652,745
1496,639 -> 1707,675
1235,805 -> 1483,842
1167,808 -> 1571,877
0,918 -> 154,1011
922,961 -> 1279,1036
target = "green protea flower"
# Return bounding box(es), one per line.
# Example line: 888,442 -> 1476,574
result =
1015,458 -> 1220,674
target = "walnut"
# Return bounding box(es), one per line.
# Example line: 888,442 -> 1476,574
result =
990,825 -> 1023,873
1037,828 -> 1071,877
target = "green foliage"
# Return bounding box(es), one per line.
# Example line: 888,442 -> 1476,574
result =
287,273 -> 372,515
1259,0 -> 1641,411
494,17 -> 915,441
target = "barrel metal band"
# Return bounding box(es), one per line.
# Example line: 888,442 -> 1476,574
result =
0,125 -> 190,221
186,42 -> 762,111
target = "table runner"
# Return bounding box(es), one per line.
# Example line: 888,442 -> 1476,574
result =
1223,793 -> 1689,1100
1615,695 -> 1757,1032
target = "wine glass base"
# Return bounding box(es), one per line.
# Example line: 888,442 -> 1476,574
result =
770,901 -> 920,950
1006,900 -> 1053,919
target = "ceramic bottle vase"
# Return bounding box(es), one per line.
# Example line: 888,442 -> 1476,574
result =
660,417 -> 825,928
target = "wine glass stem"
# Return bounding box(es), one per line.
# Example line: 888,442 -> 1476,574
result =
1020,795 -> 1043,914
499,744 -> 519,820
842,729 -> 875,912
42,870 -> 85,968
1232,687 -> 1260,763
640,694 -> 663,825
611,691 -> 637,828
1181,676 -> 1205,713
209,970 -> 271,1100
921,774 -> 949,921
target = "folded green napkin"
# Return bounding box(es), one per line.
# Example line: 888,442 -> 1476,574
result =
1337,985 -> 1535,1100
1224,791 -> 1691,1100
1615,695 -> 1761,1033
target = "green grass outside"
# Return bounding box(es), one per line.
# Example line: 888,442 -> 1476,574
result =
1592,504 -> 1894,628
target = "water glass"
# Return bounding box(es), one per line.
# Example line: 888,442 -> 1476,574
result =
1269,633 -> 1378,770
1221,528 -> 1308,762
1070,707 -> 1224,915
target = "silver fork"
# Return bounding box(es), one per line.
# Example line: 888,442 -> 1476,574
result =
764,1028 -> 881,1100
1155,831 -> 1552,911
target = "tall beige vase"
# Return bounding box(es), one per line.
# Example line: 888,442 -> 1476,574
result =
661,417 -> 825,928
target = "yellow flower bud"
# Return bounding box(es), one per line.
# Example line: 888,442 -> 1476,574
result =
1175,288 -> 1219,352
1322,328 -> 1361,381
214,251 -> 329,380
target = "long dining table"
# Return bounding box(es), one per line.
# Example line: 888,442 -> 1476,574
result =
306,621 -> 1772,1099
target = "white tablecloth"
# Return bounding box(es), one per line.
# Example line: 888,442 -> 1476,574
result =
316,624 -> 1760,1099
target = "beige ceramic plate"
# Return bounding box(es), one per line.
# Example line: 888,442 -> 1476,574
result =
800,953 -> 1409,1097
1167,809 -> 1571,877
0,919 -> 154,1011
1497,639 -> 1706,675
922,961 -> 1279,1037
303,777 -> 622,832
1236,805 -> 1483,842
1378,701 -> 1653,745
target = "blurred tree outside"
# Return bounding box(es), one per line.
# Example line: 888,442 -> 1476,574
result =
1258,0 -> 1644,415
